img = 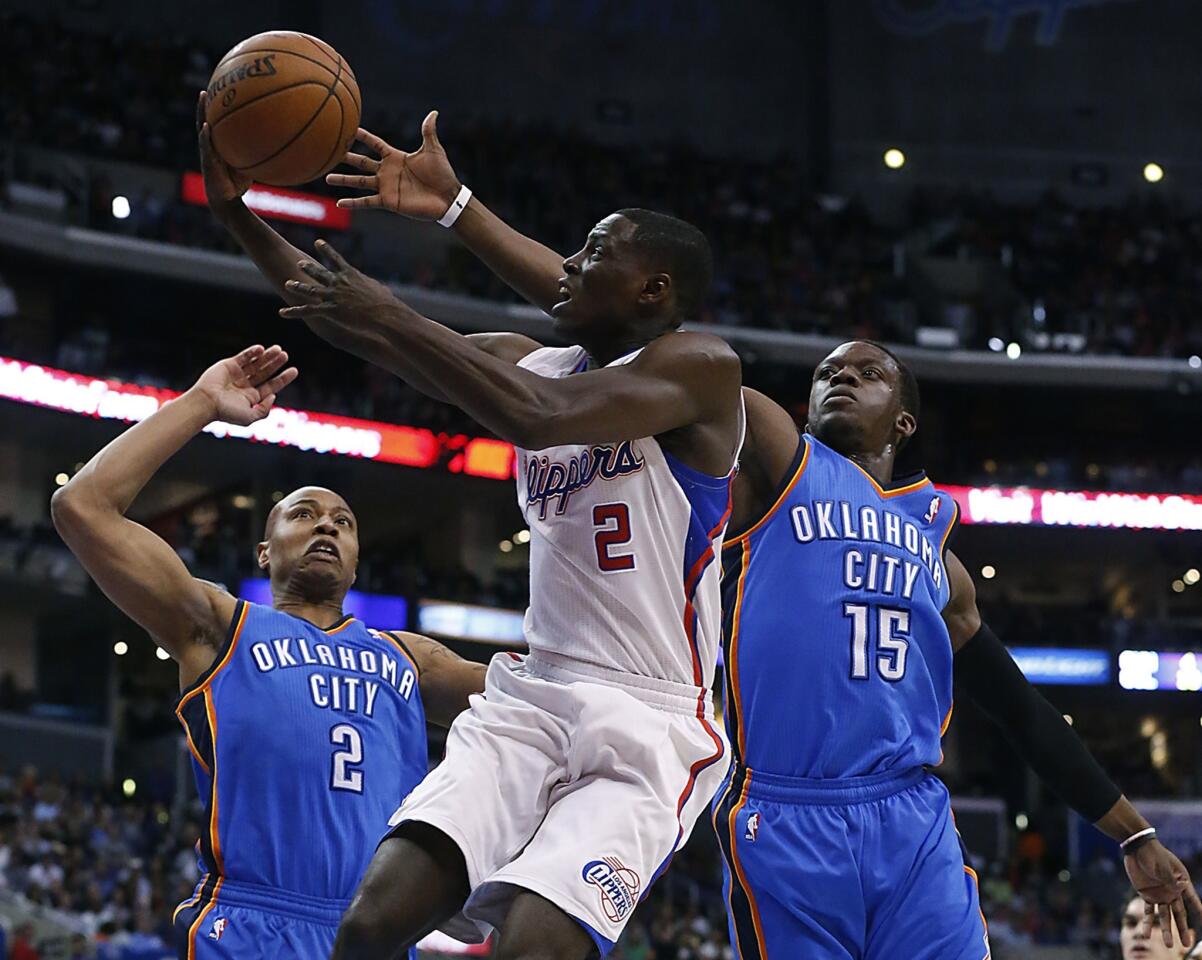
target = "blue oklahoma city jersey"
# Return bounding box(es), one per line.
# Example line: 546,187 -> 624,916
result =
173,600 -> 427,954
722,433 -> 959,778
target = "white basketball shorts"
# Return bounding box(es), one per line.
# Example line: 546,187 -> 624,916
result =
388,649 -> 730,955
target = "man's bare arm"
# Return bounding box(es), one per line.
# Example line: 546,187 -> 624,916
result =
391,632 -> 487,728
52,347 -> 296,689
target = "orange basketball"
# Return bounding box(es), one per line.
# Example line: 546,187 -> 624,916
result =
205,31 -> 361,187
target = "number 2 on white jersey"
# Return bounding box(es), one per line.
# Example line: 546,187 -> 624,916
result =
594,503 -> 636,572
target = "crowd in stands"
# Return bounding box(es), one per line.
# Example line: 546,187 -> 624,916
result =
0,766 -> 1163,959
6,14 -> 1202,358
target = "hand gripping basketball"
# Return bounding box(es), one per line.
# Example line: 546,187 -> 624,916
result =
325,111 -> 463,221
197,90 -> 253,208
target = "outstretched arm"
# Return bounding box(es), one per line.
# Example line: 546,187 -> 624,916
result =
945,550 -> 1202,946
280,242 -> 741,455
327,114 -> 564,313
389,632 -> 487,728
51,346 -> 297,690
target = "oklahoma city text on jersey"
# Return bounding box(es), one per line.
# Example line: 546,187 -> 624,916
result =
247,631 -> 417,717
790,497 -> 947,599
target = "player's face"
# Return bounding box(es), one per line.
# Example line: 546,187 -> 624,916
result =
807,342 -> 912,455
1120,896 -> 1192,960
259,487 -> 359,598
552,214 -> 651,340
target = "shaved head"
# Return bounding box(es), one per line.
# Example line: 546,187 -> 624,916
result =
264,486 -> 354,538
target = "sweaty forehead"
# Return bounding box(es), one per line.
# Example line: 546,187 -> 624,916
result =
266,487 -> 354,535
591,214 -> 635,243
817,342 -> 898,374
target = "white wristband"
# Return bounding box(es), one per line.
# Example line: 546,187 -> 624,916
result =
437,184 -> 472,228
1120,827 -> 1157,850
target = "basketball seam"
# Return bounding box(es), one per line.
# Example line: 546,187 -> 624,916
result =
230,84 -> 336,175
212,48 -> 340,84
306,40 -> 360,113
299,34 -> 360,93
306,55 -> 350,183
209,80 -> 329,128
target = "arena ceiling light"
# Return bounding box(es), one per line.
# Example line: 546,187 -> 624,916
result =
1005,342 -> 1022,359
980,565 -> 996,579
1183,568 -> 1200,585
1143,162 -> 1165,183
113,641 -> 128,656
110,195 -> 131,219
883,148 -> 906,170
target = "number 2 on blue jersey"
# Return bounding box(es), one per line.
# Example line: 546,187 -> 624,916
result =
330,723 -> 365,793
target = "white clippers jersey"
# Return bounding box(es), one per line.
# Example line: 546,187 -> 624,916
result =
515,344 -> 744,691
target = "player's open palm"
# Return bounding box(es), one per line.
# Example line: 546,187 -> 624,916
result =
194,345 -> 298,427
326,111 -> 461,219
196,90 -> 253,206
1125,839 -> 1202,946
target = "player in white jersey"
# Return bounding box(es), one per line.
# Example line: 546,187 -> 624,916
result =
218,125 -> 743,955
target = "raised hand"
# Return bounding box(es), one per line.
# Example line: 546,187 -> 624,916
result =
1126,839 -> 1202,947
192,345 -> 298,426
280,239 -> 397,326
197,90 -> 253,209
325,111 -> 462,220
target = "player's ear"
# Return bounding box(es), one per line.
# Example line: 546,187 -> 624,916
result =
895,409 -> 917,445
639,273 -> 671,308
256,541 -> 270,572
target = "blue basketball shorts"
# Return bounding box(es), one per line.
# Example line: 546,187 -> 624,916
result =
173,877 -> 417,960
712,766 -> 990,960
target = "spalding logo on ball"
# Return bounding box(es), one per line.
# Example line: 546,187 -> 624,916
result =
205,31 -> 361,187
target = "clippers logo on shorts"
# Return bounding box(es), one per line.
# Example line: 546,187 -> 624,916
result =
924,496 -> 941,525
524,441 -> 644,519
745,811 -> 761,842
208,917 -> 229,941
582,856 -> 642,922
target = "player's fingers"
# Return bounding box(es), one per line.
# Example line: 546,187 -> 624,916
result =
421,110 -> 440,147
1143,898 -> 1155,939
196,91 -> 205,134
1184,883 -> 1202,919
250,345 -> 288,378
334,152 -> 379,173
260,367 -> 298,397
1170,897 -> 1190,946
1160,902 -> 1175,947
252,393 -> 278,418
334,195 -> 382,209
285,279 -> 323,299
356,127 -> 391,156
278,304 -> 325,319
326,173 -> 378,191
315,239 -> 350,271
233,345 -> 265,368
298,259 -> 335,285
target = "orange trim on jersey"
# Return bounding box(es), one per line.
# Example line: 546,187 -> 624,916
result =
172,876 -> 204,924
728,539 -> 752,759
324,617 -> 357,636
940,500 -> 961,555
723,440 -> 810,548
186,877 -> 223,960
176,601 -> 249,715
373,629 -> 421,678
203,689 -> 224,873
846,456 -> 932,499
727,774 -> 769,960
941,702 -> 955,736
179,719 -> 210,777
963,864 -> 992,959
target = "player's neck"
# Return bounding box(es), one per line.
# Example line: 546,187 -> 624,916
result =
272,594 -> 347,630
579,325 -> 670,368
846,449 -> 896,487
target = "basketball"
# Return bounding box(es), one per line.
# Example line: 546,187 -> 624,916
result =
204,31 -> 360,187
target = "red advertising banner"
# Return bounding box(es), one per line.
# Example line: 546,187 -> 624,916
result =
181,172 -> 351,230
0,355 -> 513,481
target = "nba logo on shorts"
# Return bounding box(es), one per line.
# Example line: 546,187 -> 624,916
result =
582,856 -> 641,922
924,496 -> 941,524
745,811 -> 761,842
208,917 -> 229,941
